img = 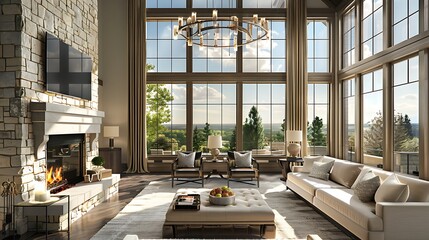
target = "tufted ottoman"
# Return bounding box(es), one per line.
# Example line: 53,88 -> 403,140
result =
163,188 -> 276,238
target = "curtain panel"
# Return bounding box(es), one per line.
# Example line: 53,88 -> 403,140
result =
126,0 -> 148,173
286,0 -> 308,156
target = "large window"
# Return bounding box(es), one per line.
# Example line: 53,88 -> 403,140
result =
343,78 -> 356,161
393,56 -> 419,175
193,0 -> 236,8
392,0 -> 419,45
362,0 -> 383,59
307,20 -> 329,72
147,84 -> 187,155
147,0 -> 186,8
343,8 -> 356,68
243,0 -> 286,8
307,84 -> 329,155
192,20 -> 237,72
362,69 -> 383,166
146,21 -> 186,72
243,20 -> 286,72
193,84 -> 236,152
242,84 -> 286,155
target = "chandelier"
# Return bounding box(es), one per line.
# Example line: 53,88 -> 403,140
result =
172,10 -> 270,51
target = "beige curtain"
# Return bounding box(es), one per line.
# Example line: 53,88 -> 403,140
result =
286,0 -> 308,156
126,0 -> 148,173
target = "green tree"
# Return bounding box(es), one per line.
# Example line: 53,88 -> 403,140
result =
363,111 -> 383,156
307,116 -> 326,146
193,126 -> 205,151
243,106 -> 265,150
364,112 -> 418,156
273,119 -> 285,142
229,126 -> 237,151
203,122 -> 212,141
146,80 -> 174,146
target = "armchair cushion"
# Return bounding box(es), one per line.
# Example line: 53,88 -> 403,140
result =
234,152 -> 252,168
177,152 -> 196,168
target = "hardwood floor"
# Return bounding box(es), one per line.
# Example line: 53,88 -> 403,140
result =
18,174 -> 169,240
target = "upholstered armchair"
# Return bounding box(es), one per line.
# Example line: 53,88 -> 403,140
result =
226,151 -> 260,187
171,151 -> 203,187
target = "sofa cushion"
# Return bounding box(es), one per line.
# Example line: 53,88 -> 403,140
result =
177,152 -> 196,168
354,171 -> 380,202
330,160 -> 362,188
315,188 -> 383,231
351,167 -> 371,189
375,174 -> 409,202
287,172 -> 346,198
302,156 -> 324,172
396,175 -> 429,202
309,161 -> 334,180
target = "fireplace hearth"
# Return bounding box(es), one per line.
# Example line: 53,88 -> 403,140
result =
46,134 -> 85,191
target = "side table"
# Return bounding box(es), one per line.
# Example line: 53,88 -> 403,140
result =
278,157 -> 304,181
99,148 -> 122,173
14,194 -> 70,239
203,159 -> 228,179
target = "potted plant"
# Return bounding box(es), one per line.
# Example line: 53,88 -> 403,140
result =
91,156 -> 105,170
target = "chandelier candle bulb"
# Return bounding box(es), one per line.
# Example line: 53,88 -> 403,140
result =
191,12 -> 197,23
178,17 -> 183,27
253,14 -> 258,23
187,17 -> 192,25
173,25 -> 179,39
212,9 -> 218,20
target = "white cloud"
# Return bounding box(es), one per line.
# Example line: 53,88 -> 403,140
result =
193,85 -> 225,102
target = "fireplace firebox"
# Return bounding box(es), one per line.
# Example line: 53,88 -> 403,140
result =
46,134 -> 85,190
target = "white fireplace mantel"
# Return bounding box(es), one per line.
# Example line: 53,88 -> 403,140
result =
30,102 -> 105,159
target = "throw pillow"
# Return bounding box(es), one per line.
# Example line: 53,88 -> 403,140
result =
351,167 -> 372,189
354,171 -> 380,202
302,156 -> 324,173
234,152 -> 252,168
309,161 -> 335,180
177,152 -> 196,168
375,174 -> 409,202
330,161 -> 362,188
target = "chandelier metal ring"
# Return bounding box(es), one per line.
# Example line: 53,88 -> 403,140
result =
173,11 -> 270,50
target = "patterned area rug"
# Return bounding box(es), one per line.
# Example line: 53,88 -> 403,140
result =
91,175 -> 351,239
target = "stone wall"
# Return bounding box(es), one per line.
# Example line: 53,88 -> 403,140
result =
0,0 -> 99,234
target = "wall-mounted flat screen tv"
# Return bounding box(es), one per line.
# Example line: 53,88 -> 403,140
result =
46,32 -> 92,100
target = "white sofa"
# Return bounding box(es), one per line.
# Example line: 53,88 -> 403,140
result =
286,156 -> 429,240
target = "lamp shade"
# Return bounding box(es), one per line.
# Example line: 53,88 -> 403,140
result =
104,126 -> 119,138
286,130 -> 302,142
207,135 -> 222,148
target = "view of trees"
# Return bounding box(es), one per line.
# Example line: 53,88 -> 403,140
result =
243,106 -> 265,150
307,116 -> 326,147
363,111 -> 418,157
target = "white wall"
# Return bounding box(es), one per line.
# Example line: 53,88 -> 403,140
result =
98,0 -> 129,166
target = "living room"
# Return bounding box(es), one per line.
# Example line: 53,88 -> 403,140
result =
1,0 -> 429,239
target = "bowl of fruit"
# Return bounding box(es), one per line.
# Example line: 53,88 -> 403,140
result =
209,186 -> 235,205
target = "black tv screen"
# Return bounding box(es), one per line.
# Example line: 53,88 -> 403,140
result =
46,33 -> 92,100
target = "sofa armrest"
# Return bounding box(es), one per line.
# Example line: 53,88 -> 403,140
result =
376,202 -> 429,240
291,165 -> 305,172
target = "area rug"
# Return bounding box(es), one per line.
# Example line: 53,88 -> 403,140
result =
91,175 -> 351,239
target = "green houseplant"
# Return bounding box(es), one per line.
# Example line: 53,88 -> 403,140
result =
91,156 -> 105,168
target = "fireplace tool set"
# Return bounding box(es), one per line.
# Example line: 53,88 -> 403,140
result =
1,180 -> 19,239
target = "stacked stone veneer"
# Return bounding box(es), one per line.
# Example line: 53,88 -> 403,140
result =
0,0 -> 102,234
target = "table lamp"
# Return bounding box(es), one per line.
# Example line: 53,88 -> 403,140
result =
104,126 -> 119,149
286,130 -> 302,158
207,135 -> 222,160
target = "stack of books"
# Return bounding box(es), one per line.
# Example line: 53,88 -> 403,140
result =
174,194 -> 201,210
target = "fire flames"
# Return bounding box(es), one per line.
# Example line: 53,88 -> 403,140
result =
46,166 -> 63,185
